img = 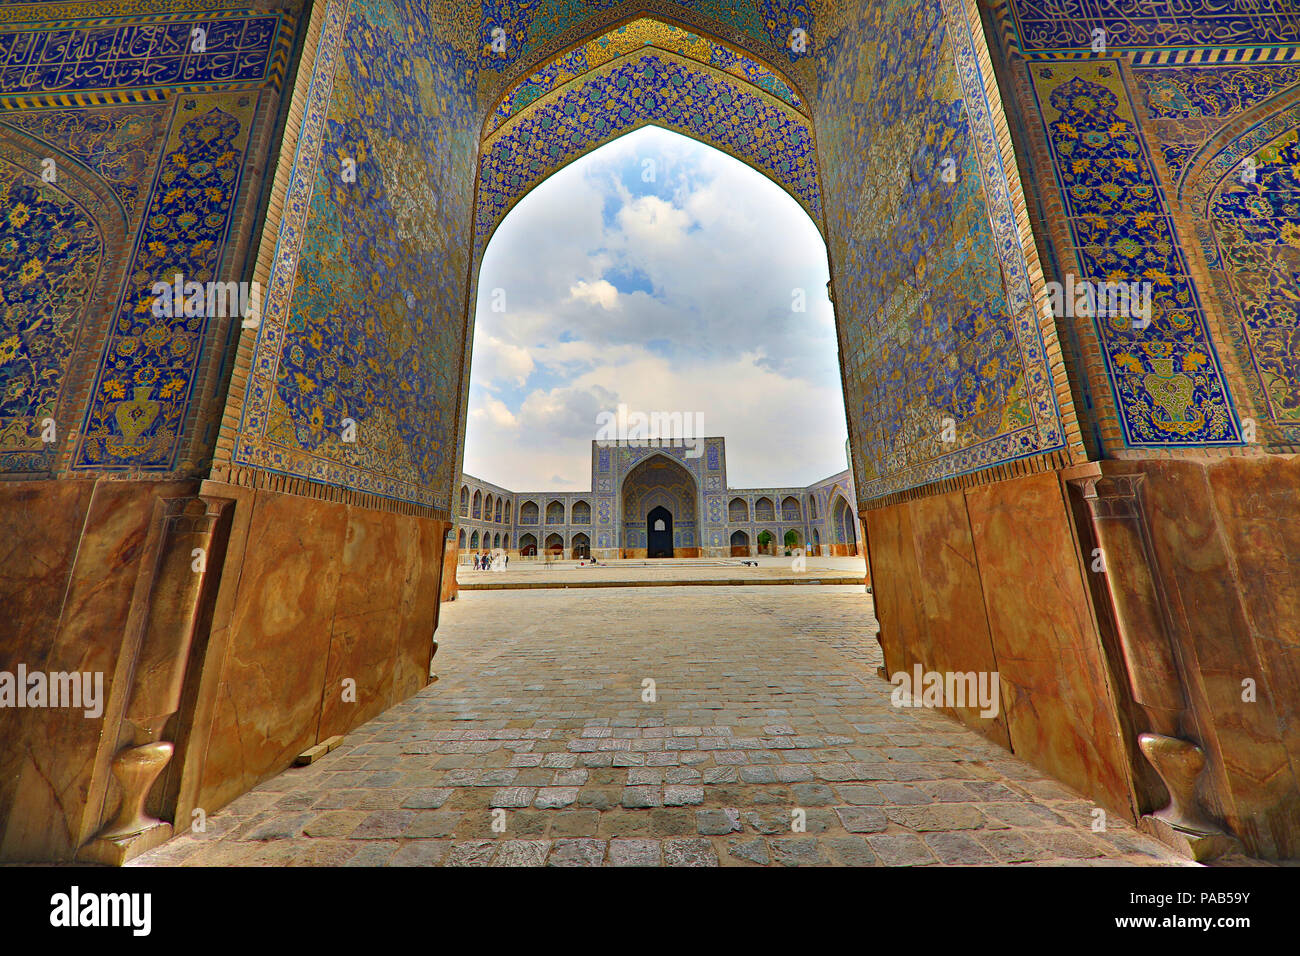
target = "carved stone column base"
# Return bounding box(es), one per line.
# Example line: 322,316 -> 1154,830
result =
75,822 -> 174,866
1138,815 -> 1240,862
1137,732 -> 1240,861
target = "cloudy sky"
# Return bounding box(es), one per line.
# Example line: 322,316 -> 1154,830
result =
462,126 -> 848,491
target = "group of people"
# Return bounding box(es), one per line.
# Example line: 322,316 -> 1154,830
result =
471,551 -> 507,571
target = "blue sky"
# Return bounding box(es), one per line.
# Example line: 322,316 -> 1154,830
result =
463,126 -> 848,490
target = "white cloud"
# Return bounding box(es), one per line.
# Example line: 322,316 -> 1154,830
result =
461,126 -> 848,490
470,396 -> 518,430
472,332 -> 534,387
568,279 -> 620,310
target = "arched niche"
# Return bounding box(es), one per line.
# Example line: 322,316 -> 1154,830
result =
0,124 -> 129,475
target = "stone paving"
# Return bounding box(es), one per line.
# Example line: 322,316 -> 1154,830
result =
132,585 -> 1189,867
456,554 -> 868,588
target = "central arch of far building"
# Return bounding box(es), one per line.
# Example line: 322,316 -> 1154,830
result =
619,453 -> 700,558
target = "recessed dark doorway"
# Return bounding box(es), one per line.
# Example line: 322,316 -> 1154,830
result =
647,505 -> 673,558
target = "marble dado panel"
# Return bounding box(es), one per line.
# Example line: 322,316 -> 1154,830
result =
0,478 -> 200,860
192,483 -> 445,814
0,478 -> 445,861
866,469 -> 1136,819
1105,456 -> 1300,859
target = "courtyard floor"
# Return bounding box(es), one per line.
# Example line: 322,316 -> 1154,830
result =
132,585 -> 1188,867
455,554 -> 868,588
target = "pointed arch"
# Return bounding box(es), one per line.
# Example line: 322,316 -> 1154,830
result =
620,452 -> 700,555
473,14 -> 824,260
571,531 -> 590,559
1178,90 -> 1300,446
482,13 -> 809,140
0,122 -> 131,473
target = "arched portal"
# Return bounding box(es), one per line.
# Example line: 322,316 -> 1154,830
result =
831,495 -> 858,557
620,453 -> 698,558
646,505 -> 674,558
0,124 -> 130,473
465,14 -> 826,569
730,529 -> 750,557
519,532 -> 538,557
544,532 -> 564,556
571,532 -> 590,559
472,15 -> 821,262
1179,98 -> 1300,447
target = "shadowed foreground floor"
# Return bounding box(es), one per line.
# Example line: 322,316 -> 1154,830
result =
132,585 -> 1187,867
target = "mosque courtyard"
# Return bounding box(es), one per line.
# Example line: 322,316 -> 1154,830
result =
130,584 -> 1190,868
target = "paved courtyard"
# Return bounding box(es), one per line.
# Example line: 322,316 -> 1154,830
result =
133,585 -> 1187,867
456,554 -> 867,589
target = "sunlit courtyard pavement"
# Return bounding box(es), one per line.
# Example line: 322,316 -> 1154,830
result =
132,585 -> 1188,867
456,555 -> 869,589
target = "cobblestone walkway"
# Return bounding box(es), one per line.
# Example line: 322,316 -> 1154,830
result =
133,586 -> 1187,867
